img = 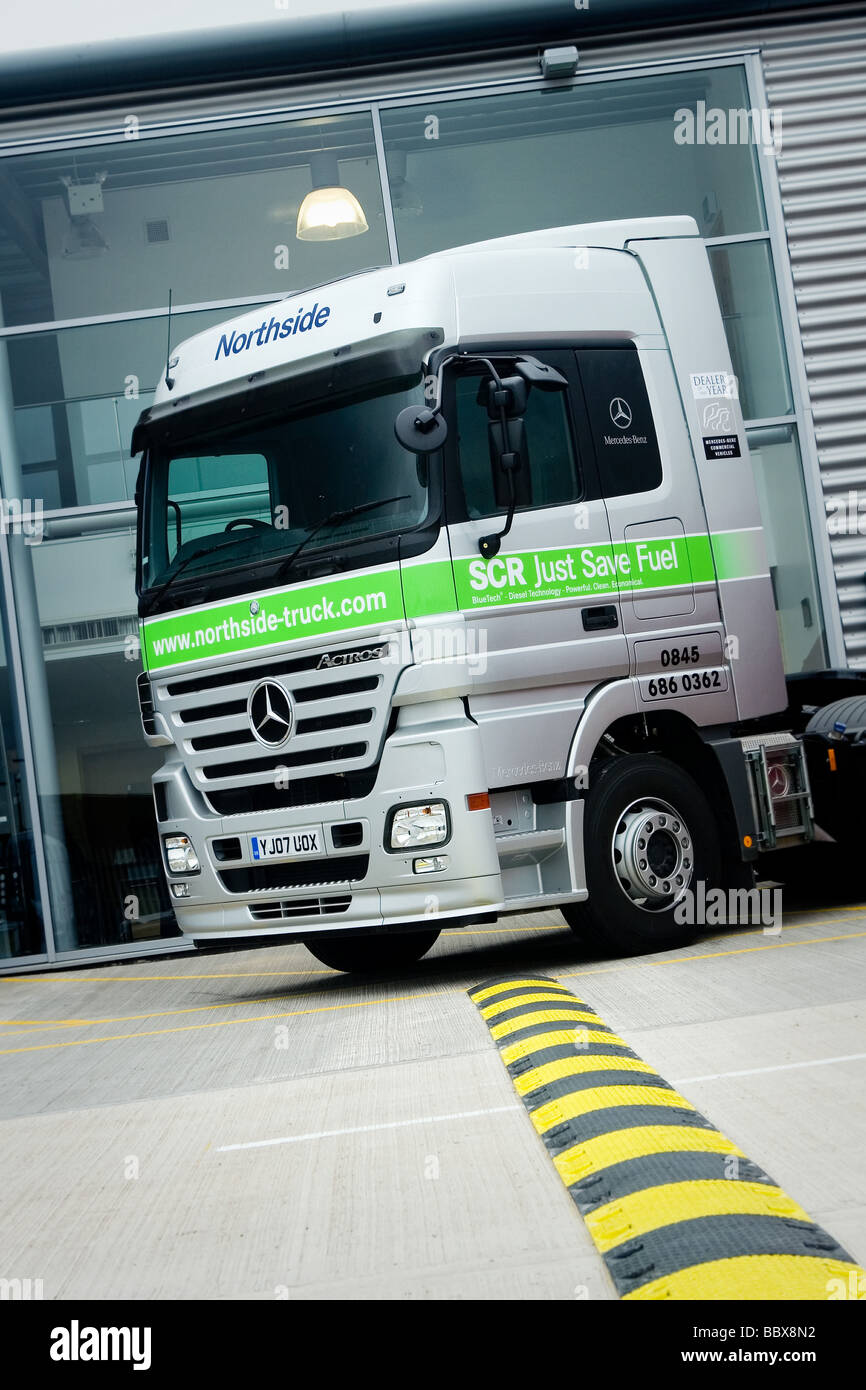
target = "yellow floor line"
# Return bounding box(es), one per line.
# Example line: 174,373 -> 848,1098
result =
1,925 -> 863,1051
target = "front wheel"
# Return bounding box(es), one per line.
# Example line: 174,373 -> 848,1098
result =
563,754 -> 721,955
304,927 -> 441,974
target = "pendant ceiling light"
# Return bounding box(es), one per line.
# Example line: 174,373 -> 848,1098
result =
296,150 -> 368,241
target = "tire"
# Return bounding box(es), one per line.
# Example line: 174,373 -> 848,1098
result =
303,927 -> 441,974
562,754 -> 721,956
804,696 -> 866,849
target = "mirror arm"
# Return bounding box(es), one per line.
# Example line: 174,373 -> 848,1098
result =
479,467 -> 517,558
475,355 -> 522,558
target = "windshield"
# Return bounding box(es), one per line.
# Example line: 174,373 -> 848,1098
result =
139,375 -> 433,598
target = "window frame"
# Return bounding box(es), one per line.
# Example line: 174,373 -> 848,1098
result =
441,346 -> 594,526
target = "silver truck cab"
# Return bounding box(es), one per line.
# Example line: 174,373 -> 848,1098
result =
134,217 -> 798,970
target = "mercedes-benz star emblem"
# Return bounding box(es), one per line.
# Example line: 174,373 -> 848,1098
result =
609,397 -> 632,430
248,680 -> 293,748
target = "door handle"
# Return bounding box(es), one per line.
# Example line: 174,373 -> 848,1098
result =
582,604 -> 618,631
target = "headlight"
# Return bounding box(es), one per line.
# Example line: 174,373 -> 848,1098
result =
388,802 -> 449,851
163,834 -> 200,874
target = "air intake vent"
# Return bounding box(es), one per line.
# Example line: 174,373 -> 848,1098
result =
219,854 -> 368,894
145,218 -> 170,244
249,894 -> 352,921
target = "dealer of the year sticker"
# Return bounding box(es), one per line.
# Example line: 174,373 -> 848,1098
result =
698,399 -> 741,459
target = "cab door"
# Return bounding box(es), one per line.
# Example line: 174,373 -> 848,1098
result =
443,348 -> 629,785
574,342 -> 731,714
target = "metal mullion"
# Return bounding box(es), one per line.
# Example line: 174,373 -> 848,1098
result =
50,935 -> 191,966
373,51 -> 756,112
0,293 -> 285,340
0,97 -> 385,158
704,232 -> 771,247
0,527 -> 55,964
371,104 -> 400,267
744,414 -> 799,430
745,50 -> 845,670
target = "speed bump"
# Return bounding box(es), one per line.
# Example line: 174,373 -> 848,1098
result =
469,975 -> 865,1300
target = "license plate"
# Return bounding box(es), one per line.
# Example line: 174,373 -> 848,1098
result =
250,825 -> 324,861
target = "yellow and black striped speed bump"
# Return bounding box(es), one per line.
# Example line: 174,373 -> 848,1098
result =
469,975 -> 865,1300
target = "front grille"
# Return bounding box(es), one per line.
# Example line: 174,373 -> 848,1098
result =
151,639 -> 401,813
219,854 -> 369,893
249,894 -> 352,921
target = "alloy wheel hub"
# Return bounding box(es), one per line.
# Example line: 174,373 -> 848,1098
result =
611,797 -> 694,913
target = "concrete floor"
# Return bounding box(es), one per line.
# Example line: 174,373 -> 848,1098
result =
1,846 -> 864,1301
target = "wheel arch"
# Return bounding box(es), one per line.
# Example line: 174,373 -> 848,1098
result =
569,703 -> 746,884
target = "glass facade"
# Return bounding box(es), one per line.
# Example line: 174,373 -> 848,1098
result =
379,66 -> 768,258
0,60 -> 829,966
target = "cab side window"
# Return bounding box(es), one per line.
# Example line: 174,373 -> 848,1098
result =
575,347 -> 662,497
454,362 -> 583,520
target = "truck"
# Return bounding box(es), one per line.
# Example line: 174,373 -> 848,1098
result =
132,216 -> 865,972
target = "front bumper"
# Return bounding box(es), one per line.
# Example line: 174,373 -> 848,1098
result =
154,701 -> 503,940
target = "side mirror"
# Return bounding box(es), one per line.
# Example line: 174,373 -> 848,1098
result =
394,405 -> 448,454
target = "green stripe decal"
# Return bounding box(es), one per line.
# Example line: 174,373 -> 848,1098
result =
469,975 -> 865,1301
141,528 -> 762,671
452,534 -> 714,612
710,527 -> 769,583
401,557 -> 458,619
142,567 -> 404,672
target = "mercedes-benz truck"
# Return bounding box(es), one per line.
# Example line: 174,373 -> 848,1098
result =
133,217 -> 864,971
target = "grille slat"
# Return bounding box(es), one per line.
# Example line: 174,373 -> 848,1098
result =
292,676 -> 380,703
177,698 -> 247,725
296,707 -> 374,736
190,730 -> 255,752
198,742 -> 368,782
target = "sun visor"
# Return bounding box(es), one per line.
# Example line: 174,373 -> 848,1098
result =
131,325 -> 444,455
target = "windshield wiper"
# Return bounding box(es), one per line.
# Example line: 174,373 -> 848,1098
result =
141,533 -> 255,615
142,495 -> 411,615
274,496 -> 410,583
